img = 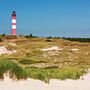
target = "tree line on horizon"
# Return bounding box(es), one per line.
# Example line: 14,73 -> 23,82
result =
0,34 -> 90,42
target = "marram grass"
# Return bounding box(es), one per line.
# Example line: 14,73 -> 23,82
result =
27,67 -> 88,83
0,60 -> 88,83
0,60 -> 28,80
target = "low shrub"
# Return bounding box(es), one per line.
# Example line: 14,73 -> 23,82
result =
45,39 -> 52,42
19,59 -> 46,65
44,66 -> 59,69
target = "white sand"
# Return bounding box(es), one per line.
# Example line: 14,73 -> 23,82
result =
0,46 -> 16,55
40,46 -> 63,51
0,72 -> 90,90
8,43 -> 16,46
70,48 -> 79,52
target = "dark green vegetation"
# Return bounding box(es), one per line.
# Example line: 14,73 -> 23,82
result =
62,37 -> 90,42
0,34 -> 4,42
19,59 -> 46,65
25,33 -> 38,38
46,37 -> 90,42
0,35 -> 90,82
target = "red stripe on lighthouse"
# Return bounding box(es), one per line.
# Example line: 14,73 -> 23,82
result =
12,29 -> 16,36
12,16 -> 16,19
12,23 -> 16,25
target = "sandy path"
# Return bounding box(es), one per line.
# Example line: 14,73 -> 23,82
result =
0,72 -> 90,90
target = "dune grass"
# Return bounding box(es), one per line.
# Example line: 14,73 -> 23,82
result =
0,59 -> 87,83
0,60 -> 28,80
26,66 -> 87,83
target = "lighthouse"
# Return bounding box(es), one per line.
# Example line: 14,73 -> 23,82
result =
12,11 -> 16,35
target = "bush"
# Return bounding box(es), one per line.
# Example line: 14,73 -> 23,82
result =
25,34 -> 38,38
0,36 -> 3,42
0,38 -> 2,42
45,39 -> 52,42
19,59 -> 46,65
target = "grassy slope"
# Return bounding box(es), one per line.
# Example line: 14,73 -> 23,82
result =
0,37 -> 90,82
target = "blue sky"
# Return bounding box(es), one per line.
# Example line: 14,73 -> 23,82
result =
0,0 -> 90,37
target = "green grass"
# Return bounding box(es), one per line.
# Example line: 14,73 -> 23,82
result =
0,60 -> 28,80
26,66 -> 87,83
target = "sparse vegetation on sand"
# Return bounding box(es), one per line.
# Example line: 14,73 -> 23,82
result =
0,36 -> 90,82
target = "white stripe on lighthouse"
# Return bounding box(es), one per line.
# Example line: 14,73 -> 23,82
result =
12,19 -> 16,23
12,25 -> 16,29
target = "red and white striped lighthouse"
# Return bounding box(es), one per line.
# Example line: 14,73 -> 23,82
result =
12,11 -> 16,35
